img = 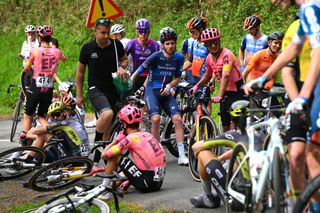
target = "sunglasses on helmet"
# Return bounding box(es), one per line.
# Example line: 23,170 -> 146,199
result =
95,18 -> 111,28
138,28 -> 150,34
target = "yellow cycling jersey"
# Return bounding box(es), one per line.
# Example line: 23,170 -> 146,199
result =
282,19 -> 311,82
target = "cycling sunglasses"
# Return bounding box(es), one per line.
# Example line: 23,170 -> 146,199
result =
51,111 -> 63,118
203,39 -> 220,47
138,28 -> 150,34
95,18 -> 111,28
189,29 -> 199,34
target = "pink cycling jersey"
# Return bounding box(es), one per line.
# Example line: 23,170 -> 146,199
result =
27,47 -> 65,80
105,131 -> 166,171
206,48 -> 242,92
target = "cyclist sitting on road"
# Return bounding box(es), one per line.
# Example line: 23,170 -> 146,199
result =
189,28 -> 244,132
189,101 -> 265,209
21,25 -> 66,145
239,15 -> 268,72
101,105 -> 166,195
242,32 -> 284,90
131,27 -> 189,166
125,19 -> 160,92
25,101 -> 90,162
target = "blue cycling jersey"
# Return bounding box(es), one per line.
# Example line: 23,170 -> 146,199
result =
188,40 -> 208,78
293,0 -> 320,49
137,51 -> 183,89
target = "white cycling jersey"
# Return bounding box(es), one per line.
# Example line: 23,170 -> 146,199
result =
20,39 -> 39,66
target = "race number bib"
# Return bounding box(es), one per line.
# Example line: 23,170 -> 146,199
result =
36,74 -> 54,88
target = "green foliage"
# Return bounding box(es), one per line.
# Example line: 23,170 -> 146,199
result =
0,0 -> 297,114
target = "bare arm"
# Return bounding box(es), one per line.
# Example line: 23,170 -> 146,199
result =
218,74 -> 230,98
76,62 -> 86,108
182,60 -> 192,71
281,67 -> 299,100
196,72 -> 212,87
239,48 -> 245,67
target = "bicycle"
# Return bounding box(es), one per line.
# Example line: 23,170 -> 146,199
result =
188,85 -> 220,181
225,87 -> 290,213
30,171 -> 127,213
293,174 -> 320,213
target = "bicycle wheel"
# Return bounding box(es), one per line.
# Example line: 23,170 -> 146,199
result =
10,98 -> 23,142
0,146 -> 45,180
225,143 -> 251,213
35,197 -> 109,213
294,175 -> 320,213
272,146 -> 288,213
188,116 -> 219,181
28,156 -> 93,191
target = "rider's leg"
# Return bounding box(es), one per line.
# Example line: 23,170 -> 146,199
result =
151,114 -> 161,142
96,109 -> 113,141
172,114 -> 185,158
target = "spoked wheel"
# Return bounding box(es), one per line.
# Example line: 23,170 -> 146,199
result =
35,197 -> 110,213
225,143 -> 251,213
0,146 -> 45,180
10,99 -> 23,142
272,147 -> 288,213
188,116 -> 219,181
28,156 -> 93,191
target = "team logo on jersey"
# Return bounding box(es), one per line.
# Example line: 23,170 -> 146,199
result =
144,49 -> 152,55
91,53 -> 98,59
131,134 -> 141,143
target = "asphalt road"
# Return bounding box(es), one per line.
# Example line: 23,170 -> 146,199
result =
0,118 -> 225,213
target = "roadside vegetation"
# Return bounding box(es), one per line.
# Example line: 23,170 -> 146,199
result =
0,0 -> 297,114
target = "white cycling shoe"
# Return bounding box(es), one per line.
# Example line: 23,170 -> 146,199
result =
178,155 -> 189,166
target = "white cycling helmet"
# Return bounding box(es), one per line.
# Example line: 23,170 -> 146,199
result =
24,25 -> 36,33
111,24 -> 125,35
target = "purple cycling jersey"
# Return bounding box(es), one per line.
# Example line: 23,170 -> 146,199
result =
125,38 -> 160,76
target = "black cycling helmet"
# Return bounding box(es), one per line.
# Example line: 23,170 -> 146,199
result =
268,31 -> 284,41
160,27 -> 178,44
243,15 -> 261,30
185,17 -> 208,31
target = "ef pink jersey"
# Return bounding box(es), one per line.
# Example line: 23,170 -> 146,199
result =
27,47 -> 64,80
206,48 -> 242,92
106,131 -> 166,171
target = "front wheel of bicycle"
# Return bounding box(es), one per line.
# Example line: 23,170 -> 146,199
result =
272,147 -> 287,213
35,197 -> 110,213
0,146 -> 45,180
10,98 -> 23,142
225,143 -> 251,213
28,156 -> 93,191
293,175 -> 320,213
188,116 -> 219,182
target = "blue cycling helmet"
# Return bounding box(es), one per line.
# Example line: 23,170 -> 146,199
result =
135,19 -> 150,29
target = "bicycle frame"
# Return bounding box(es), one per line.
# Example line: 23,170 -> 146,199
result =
227,115 -> 290,210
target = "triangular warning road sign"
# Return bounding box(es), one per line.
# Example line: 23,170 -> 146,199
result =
86,0 -> 123,28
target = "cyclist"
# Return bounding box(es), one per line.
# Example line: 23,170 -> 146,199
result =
110,24 -> 130,48
76,18 -> 128,142
101,105 -> 166,194
35,25 -> 59,48
244,1 -> 320,211
125,19 -> 160,92
25,101 -> 90,162
189,28 -> 244,132
242,31 -> 284,90
239,15 -> 268,72
21,25 -> 66,145
131,27 -> 188,166
189,102 -> 265,209
180,23 -> 195,84
183,17 -> 209,86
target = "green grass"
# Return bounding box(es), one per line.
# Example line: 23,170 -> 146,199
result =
4,199 -> 176,213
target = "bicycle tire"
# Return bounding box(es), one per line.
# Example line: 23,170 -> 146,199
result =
28,156 -> 93,191
225,143 -> 251,213
10,98 -> 23,142
188,116 -> 219,182
35,197 -> 109,213
0,146 -> 45,180
293,175 -> 320,213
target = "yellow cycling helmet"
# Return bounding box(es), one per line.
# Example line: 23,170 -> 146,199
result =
230,100 -> 250,118
48,101 -> 66,114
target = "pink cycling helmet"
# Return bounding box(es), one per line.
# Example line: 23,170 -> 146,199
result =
38,25 -> 53,37
201,28 -> 221,42
118,105 -> 142,124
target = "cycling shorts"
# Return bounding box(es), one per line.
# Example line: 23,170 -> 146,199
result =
309,81 -> 320,146
145,87 -> 181,117
88,86 -> 120,115
119,156 -> 163,193
284,113 -> 308,144
24,83 -> 53,117
131,76 -> 147,94
220,91 -> 244,126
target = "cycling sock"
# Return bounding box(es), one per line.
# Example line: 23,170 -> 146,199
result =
206,159 -> 227,200
177,142 -> 185,157
101,178 -> 111,187
201,179 -> 213,196
94,131 -> 103,141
